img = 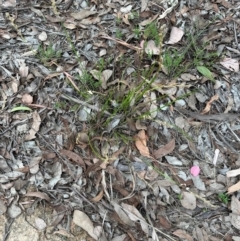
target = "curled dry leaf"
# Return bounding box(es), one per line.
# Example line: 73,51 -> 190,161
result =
153,139 -> 175,159
25,111 -> 41,140
91,190 -> 104,202
59,149 -> 86,170
201,94 -> 219,114
135,130 -> 151,158
167,27 -> 184,44
180,191 -> 196,210
73,210 -> 98,240
22,93 -> 33,104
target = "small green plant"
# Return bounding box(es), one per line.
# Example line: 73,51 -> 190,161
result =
116,29 -> 123,39
218,193 -> 230,205
144,22 -> 160,45
133,26 -> 141,39
37,43 -> 61,64
163,27 -> 220,79
129,11 -> 139,20
177,194 -> 182,200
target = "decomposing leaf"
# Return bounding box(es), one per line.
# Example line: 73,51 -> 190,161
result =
35,218 -> 47,230
153,139 -> 175,159
173,229 -> 193,241
135,130 -> 151,158
0,199 -> 7,215
25,111 -> 41,140
191,175 -> 206,191
167,27 -> 184,44
73,210 -> 98,240
180,191 -> 196,210
8,203 -> 22,218
59,149 -> 86,170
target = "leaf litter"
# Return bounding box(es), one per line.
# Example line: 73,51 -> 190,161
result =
0,0 -> 240,240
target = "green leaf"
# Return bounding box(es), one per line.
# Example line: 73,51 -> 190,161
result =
197,66 -> 215,82
11,106 -> 32,112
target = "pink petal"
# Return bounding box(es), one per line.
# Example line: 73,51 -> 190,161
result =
190,166 -> 200,177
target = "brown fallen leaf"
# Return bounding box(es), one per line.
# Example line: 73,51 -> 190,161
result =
134,130 -> 151,158
157,215 -> 172,229
59,149 -> 86,171
173,229 -> 193,241
25,111 -> 41,140
153,139 -> 175,159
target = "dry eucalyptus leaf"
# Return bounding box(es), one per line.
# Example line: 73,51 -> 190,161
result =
173,229 -> 193,241
120,5 -> 132,13
167,27 -> 184,44
73,210 -> 98,240
111,201 -> 133,226
38,31 -> 47,41
121,203 -> 149,235
154,139 -> 175,159
226,168 -> 240,178
220,57 -> 239,72
71,10 -> 97,20
135,130 -> 151,158
180,191 -> 196,210
141,0 -> 148,12
228,181 -> 240,194
25,191 -> 50,202
165,156 -> 182,166
191,175 -> 206,191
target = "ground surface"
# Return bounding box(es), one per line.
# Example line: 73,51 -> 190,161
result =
0,0 -> 240,240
